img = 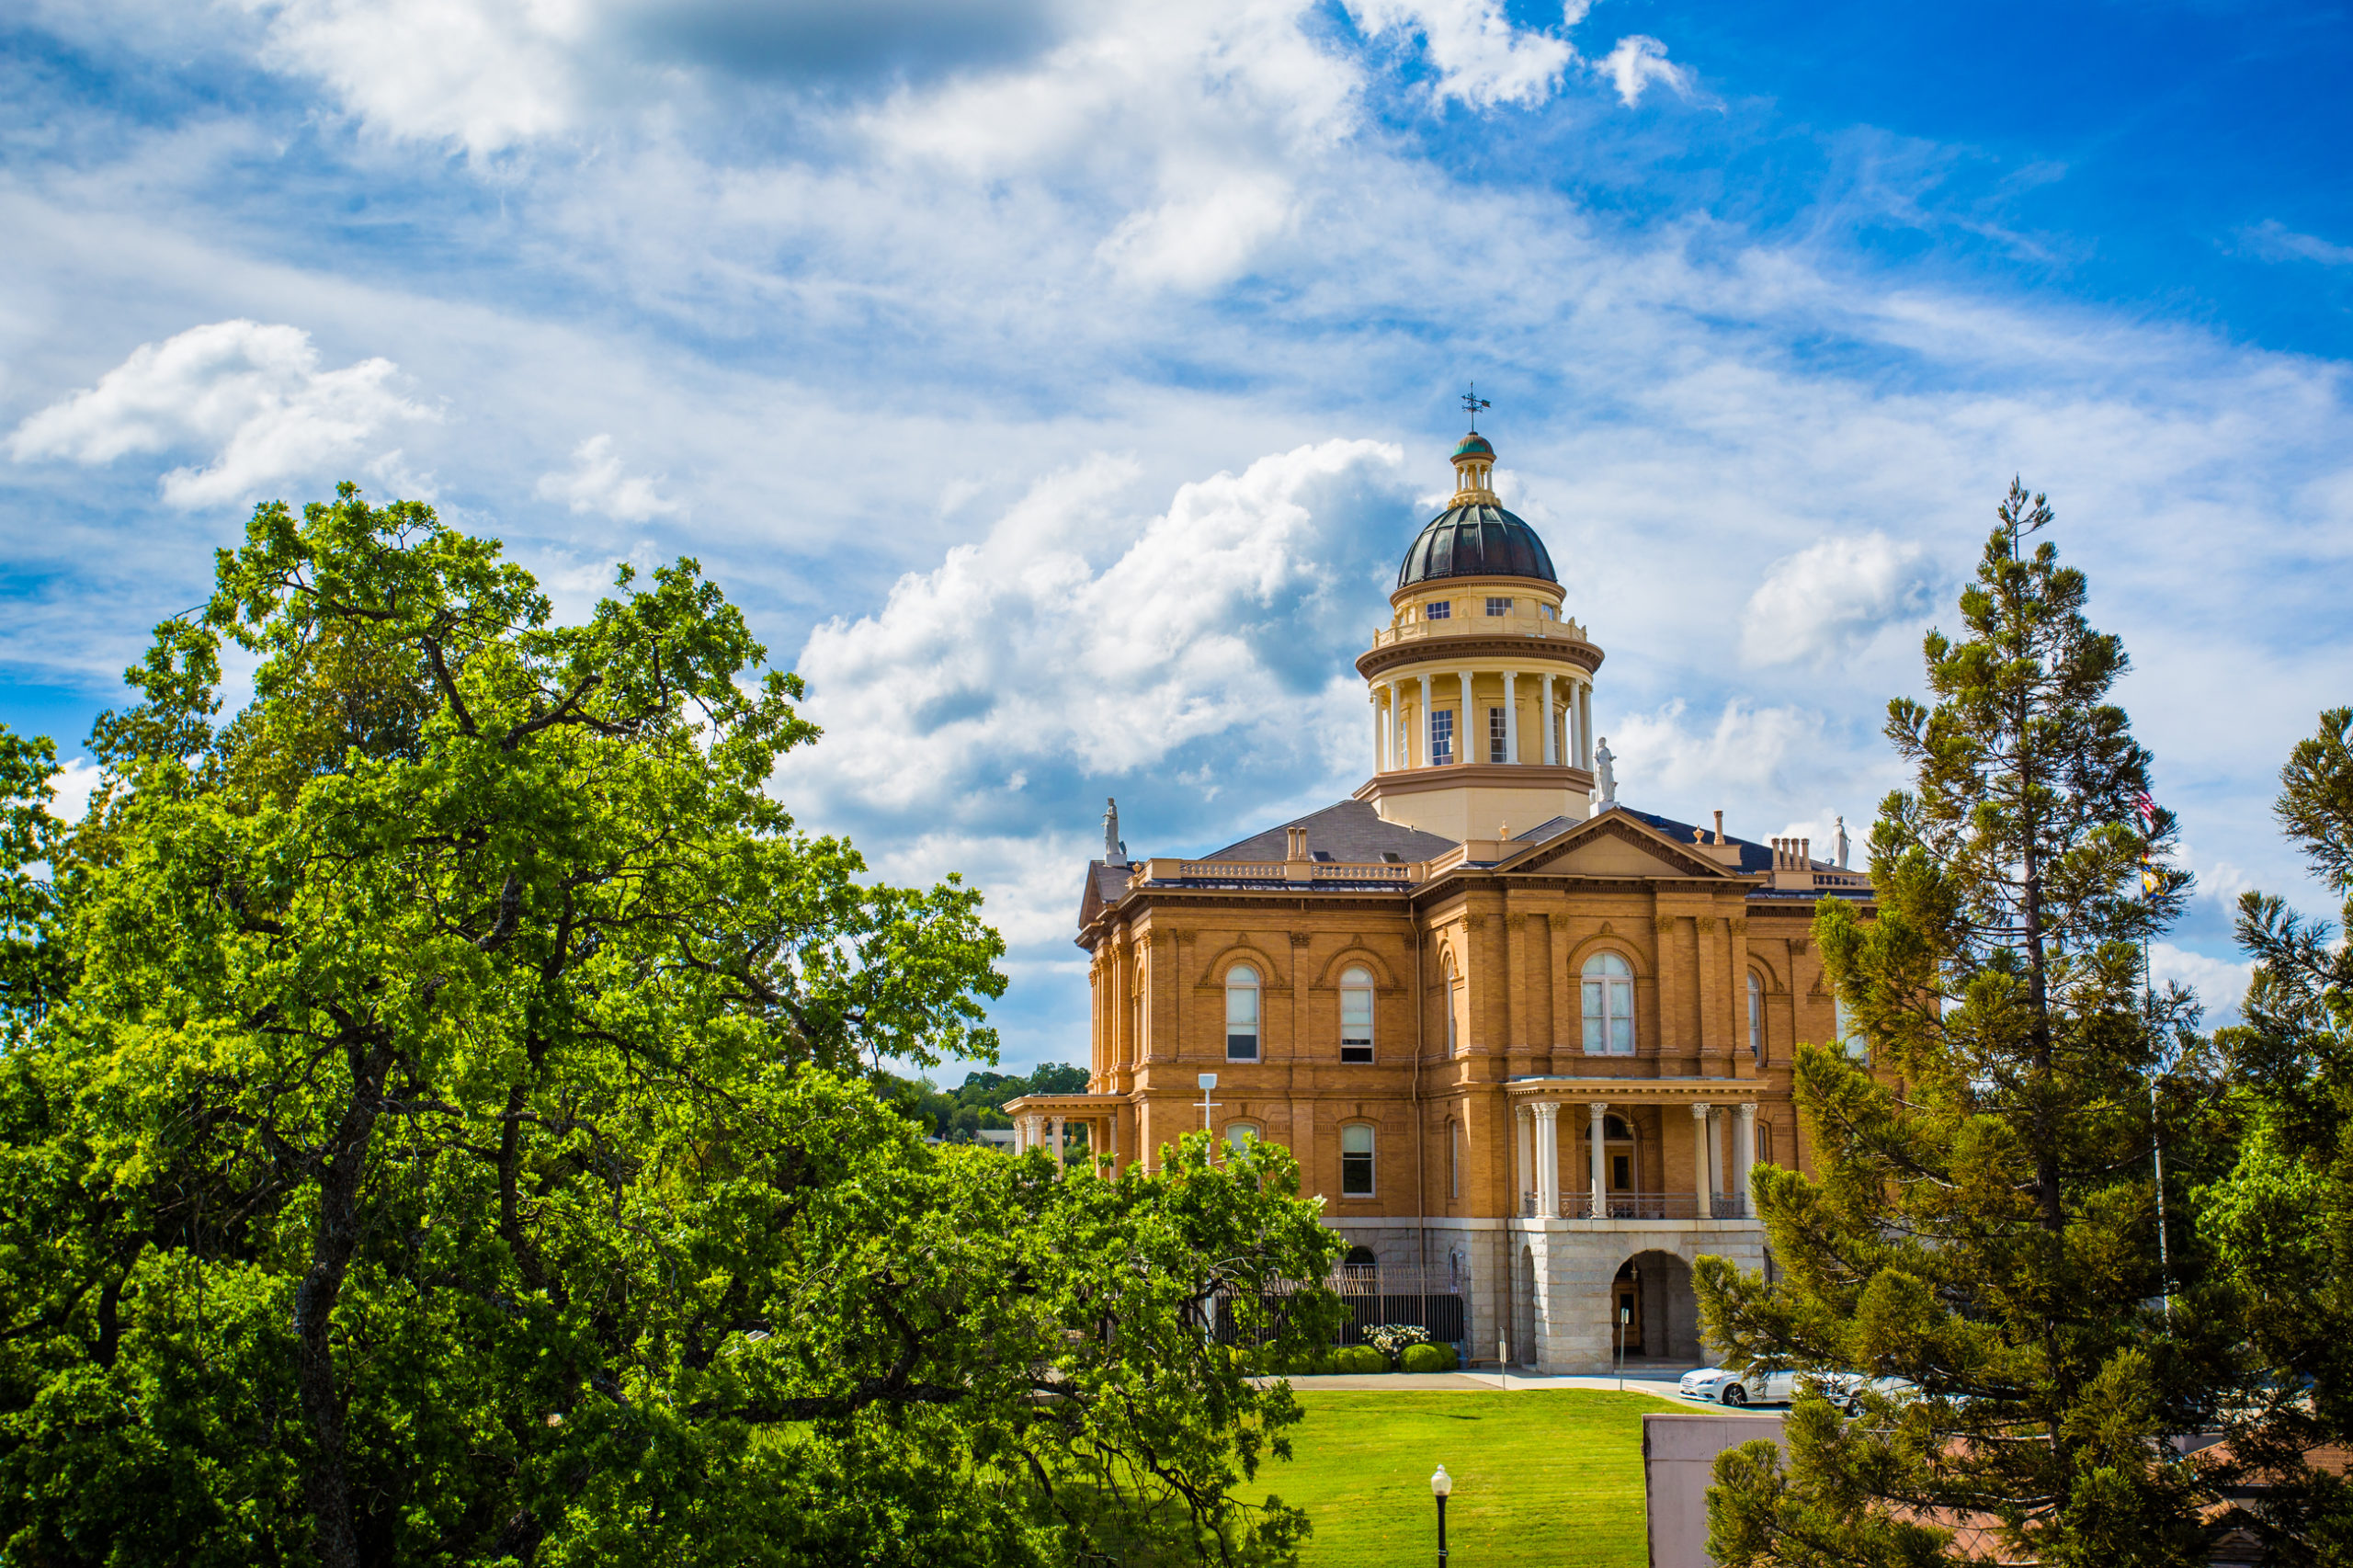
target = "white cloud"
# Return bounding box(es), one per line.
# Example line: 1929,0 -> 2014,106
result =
2238,220 -> 2353,267
1347,0 -> 1574,108
1595,33 -> 1692,107
6,320 -> 434,508
243,0 -> 596,156
779,438 -> 1404,817
1096,175 -> 1297,291
535,434 -> 683,522
1608,698 -> 1831,803
2149,940 -> 2253,1018
1739,531 -> 1935,667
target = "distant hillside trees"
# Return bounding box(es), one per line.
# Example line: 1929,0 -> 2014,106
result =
876,1062 -> 1091,1142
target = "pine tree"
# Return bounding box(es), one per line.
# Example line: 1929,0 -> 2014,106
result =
2199,707 -> 2353,1556
1696,483 -> 2218,1565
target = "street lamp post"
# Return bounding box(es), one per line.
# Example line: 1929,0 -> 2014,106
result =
1430,1464 -> 1452,1568
1196,1073 -> 1221,1142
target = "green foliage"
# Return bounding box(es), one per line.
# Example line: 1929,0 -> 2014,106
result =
0,725 -> 69,1032
1397,1343 -> 1458,1374
0,488 -> 1342,1568
1362,1324 -> 1428,1366
2196,706 -> 2353,1555
1330,1346 -> 1387,1376
875,1062 -> 1091,1142
1696,484 -> 2226,1565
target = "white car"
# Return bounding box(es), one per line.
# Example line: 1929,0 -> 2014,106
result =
1819,1372 -> 1919,1415
1677,1365 -> 1796,1407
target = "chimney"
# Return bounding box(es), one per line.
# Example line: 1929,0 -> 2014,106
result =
1286,825 -> 1308,861
1712,810 -> 1725,845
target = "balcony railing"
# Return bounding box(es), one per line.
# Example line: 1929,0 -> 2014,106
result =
1368,612 -> 1590,650
1521,1191 -> 1754,1221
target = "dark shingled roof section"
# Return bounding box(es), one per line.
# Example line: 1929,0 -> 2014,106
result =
1396,503 -> 1558,587
1608,805 -> 1781,873
1205,799 -> 1458,864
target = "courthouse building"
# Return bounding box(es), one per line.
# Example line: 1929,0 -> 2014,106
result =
1006,426 -> 1873,1374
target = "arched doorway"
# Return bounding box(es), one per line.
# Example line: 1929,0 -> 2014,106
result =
1612,1250 -> 1700,1365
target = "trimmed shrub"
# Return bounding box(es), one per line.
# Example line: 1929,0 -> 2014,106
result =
1331,1345 -> 1389,1375
1399,1342 -> 1460,1374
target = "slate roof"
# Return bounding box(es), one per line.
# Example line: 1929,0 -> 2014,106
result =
1203,799 -> 1458,864
1396,503 -> 1557,587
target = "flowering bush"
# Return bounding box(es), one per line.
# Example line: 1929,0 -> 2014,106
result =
1365,1324 -> 1430,1365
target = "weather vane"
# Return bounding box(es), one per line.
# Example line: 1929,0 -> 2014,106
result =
1461,384 -> 1491,429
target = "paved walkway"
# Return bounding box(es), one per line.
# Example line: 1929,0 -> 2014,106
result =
1262,1369 -> 1784,1413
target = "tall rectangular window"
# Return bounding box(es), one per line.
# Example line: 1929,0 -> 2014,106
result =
1449,1121 -> 1461,1199
1430,709 -> 1453,765
1485,597 -> 1513,617
1341,1124 -> 1375,1196
1489,706 -> 1508,762
1425,600 -> 1451,619
1339,968 -> 1374,1062
1225,969 -> 1260,1062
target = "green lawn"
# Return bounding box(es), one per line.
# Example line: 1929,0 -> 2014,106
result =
1258,1391 -> 1676,1568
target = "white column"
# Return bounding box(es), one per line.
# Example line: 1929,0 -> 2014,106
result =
1383,683 -> 1398,771
1587,1101 -> 1608,1220
1516,1105 -> 1533,1215
1051,1115 -> 1066,1176
1370,691 -> 1384,773
1416,673 -> 1433,767
1502,669 -> 1519,764
1733,1103 -> 1756,1219
1690,1104 -> 1713,1220
1542,674 -> 1559,766
1458,670 -> 1476,764
1533,1101 -> 1561,1217
1579,683 -> 1595,770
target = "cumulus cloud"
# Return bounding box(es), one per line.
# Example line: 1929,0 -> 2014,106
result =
535,434 -> 683,522
1096,175 -> 1297,291
6,320 -> 434,508
1607,698 -> 1831,803
2150,940 -> 2253,1021
1595,33 -> 1691,106
779,440 -> 1404,814
1739,531 -> 1935,667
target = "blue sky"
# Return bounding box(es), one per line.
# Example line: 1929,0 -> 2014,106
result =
3,0 -> 2348,1073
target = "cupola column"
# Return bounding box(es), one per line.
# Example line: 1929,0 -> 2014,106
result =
1458,668 -> 1476,765
1416,673 -> 1433,767
1370,690 -> 1384,775
1577,683 -> 1595,770
1502,670 -> 1519,764
1542,674 -> 1558,766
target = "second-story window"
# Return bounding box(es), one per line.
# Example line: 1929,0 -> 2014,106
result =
1489,706 -> 1508,762
1582,952 -> 1635,1054
1341,1123 -> 1375,1195
1340,966 -> 1374,1062
1430,708 -> 1454,765
1485,597 -> 1513,617
1425,600 -> 1451,619
1225,966 -> 1260,1061
1225,1121 -> 1261,1159
1747,971 -> 1765,1063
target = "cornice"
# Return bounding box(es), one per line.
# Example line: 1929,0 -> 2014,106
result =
1354,637 -> 1603,681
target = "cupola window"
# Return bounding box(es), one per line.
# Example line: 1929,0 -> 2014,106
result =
1340,966 -> 1374,1062
1485,597 -> 1513,617
1489,706 -> 1508,762
1582,952 -> 1635,1055
1340,1123 -> 1376,1196
1429,708 -> 1454,765
1425,600 -> 1451,620
1225,966 -> 1260,1061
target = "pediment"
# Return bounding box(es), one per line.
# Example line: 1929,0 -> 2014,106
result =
1505,813 -> 1734,881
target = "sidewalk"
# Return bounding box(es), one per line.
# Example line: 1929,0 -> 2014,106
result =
1267,1369 -> 1683,1394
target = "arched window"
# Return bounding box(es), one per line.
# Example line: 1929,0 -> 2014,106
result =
1447,1118 -> 1461,1199
1225,966 -> 1259,1061
1340,966 -> 1375,1062
1756,1119 -> 1776,1165
1835,997 -> 1868,1063
1581,952 -> 1635,1055
1747,971 -> 1765,1064
1340,1123 -> 1375,1196
1224,1121 -> 1261,1159
1442,959 -> 1460,1054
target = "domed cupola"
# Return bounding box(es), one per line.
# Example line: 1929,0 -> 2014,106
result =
1397,430 -> 1557,589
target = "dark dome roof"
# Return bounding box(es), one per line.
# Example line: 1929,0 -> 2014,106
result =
1397,503 -> 1557,588
1452,433 -> 1495,460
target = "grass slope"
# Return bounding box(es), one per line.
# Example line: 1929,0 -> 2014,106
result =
1260,1391 -> 1675,1568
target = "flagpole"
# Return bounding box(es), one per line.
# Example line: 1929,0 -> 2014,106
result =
2138,792 -> 2172,1329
